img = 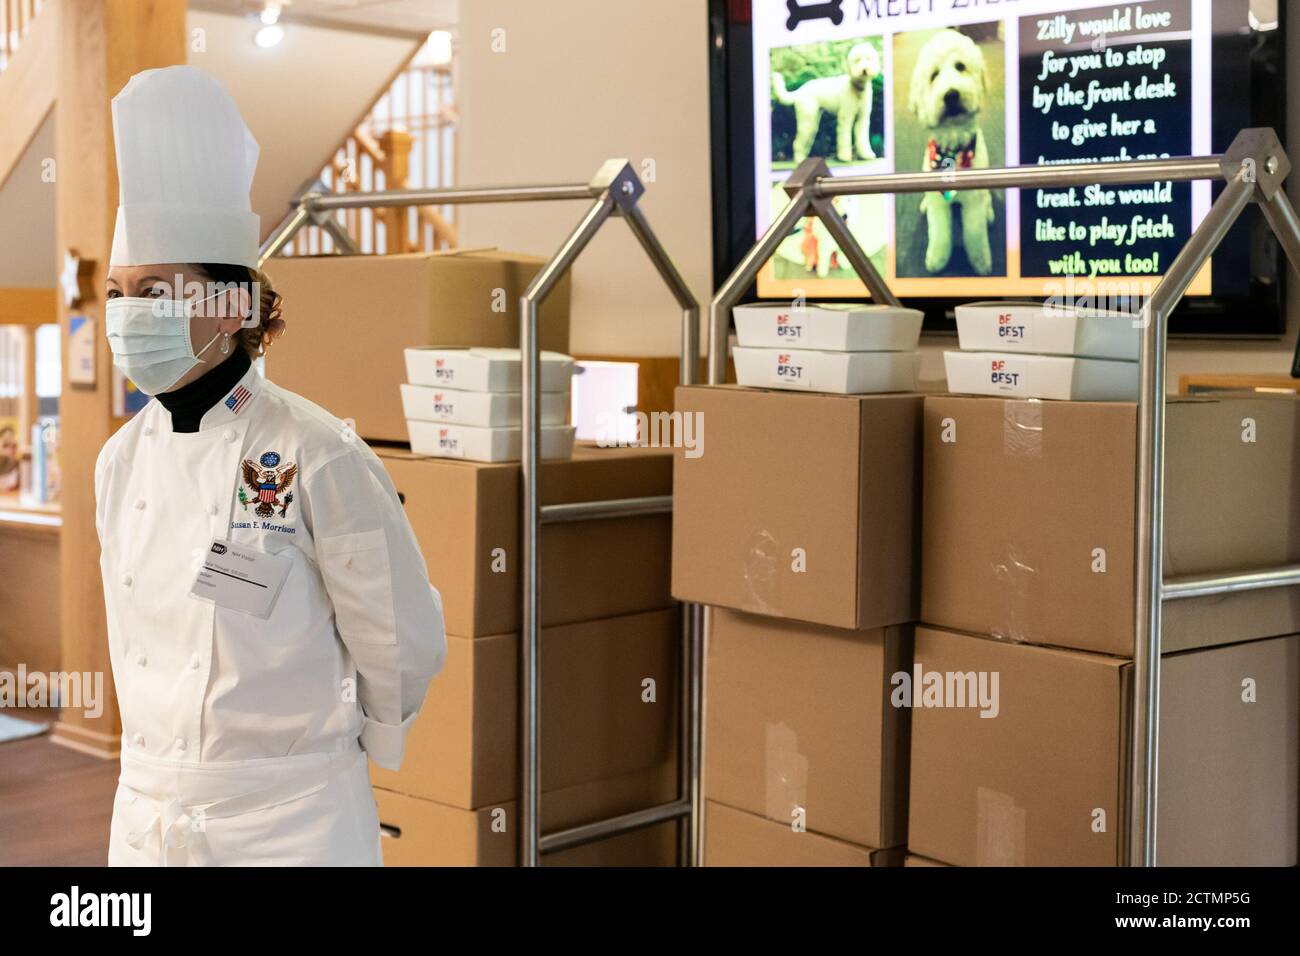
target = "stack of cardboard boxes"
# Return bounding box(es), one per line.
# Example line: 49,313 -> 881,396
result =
673,384 -> 925,865
912,394 -> 1300,866
268,250 -> 683,865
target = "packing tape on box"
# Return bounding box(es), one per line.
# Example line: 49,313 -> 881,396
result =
764,720 -> 809,826
975,786 -> 1027,866
1003,400 -> 1043,458
989,544 -> 1035,644
744,529 -> 784,618
990,400 -> 1044,643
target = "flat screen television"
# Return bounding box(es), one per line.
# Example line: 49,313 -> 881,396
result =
708,0 -> 1287,337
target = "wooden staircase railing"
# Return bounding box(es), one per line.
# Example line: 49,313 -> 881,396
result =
0,0 -> 45,74
286,41 -> 459,257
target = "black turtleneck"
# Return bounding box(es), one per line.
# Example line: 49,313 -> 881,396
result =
155,346 -> 252,433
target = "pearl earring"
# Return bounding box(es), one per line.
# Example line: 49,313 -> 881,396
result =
220,332 -> 231,355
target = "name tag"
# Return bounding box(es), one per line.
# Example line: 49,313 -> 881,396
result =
189,538 -> 292,619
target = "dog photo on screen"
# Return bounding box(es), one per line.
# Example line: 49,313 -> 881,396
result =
770,36 -> 885,169
893,22 -> 1007,278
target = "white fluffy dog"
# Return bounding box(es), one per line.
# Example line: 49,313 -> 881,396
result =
909,29 -> 995,275
773,41 -> 881,164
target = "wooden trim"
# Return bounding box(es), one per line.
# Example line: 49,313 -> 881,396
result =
0,0 -> 55,190
1178,373 -> 1300,394
0,287 -> 57,326
50,721 -> 120,760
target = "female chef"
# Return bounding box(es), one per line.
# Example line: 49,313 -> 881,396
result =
95,65 -> 446,866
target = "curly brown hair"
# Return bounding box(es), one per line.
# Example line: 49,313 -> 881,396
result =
192,262 -> 286,359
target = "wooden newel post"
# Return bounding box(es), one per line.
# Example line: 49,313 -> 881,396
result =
378,128 -> 413,254
52,0 -> 188,758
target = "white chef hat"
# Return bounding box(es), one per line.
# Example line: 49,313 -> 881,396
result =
110,66 -> 260,269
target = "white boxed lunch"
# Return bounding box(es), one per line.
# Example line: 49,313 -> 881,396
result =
943,350 -> 1138,401
404,347 -> 575,393
406,420 -> 576,462
733,302 -> 923,351
400,383 -> 569,428
733,345 -> 920,394
954,300 -> 1139,360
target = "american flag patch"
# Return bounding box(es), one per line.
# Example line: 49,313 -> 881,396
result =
225,385 -> 252,414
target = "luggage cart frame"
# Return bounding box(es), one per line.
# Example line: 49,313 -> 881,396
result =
259,159 -> 703,868
709,128 -> 1300,867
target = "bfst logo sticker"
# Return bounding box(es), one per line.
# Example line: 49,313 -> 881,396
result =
776,353 -> 804,380
775,313 -> 802,338
997,312 -> 1026,340
434,358 -> 454,382
784,0 -> 844,31
433,393 -> 454,415
989,358 -> 1020,388
438,428 -> 459,452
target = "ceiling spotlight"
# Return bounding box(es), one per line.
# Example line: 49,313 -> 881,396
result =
261,2 -> 283,26
255,24 -> 284,48
427,30 -> 454,67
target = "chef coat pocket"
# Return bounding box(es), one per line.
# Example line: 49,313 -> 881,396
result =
317,529 -> 398,644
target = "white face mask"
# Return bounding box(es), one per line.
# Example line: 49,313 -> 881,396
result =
105,289 -> 228,395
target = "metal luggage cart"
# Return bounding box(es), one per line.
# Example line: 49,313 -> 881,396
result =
710,128 -> 1300,866
259,159 -> 703,867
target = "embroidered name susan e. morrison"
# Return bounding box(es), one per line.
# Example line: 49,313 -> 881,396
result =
890,665 -> 1000,718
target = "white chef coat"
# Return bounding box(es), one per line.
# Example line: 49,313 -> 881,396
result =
94,359 -> 446,866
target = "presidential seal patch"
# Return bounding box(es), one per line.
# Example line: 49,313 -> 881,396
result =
239,451 -> 297,519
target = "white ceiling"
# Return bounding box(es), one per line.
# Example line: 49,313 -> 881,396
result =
189,8 -> 421,239
191,0 -> 458,37
0,7 -> 422,285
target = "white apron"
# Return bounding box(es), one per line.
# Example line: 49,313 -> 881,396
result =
95,361 -> 446,867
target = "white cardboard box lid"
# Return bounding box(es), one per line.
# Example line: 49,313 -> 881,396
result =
954,300 -> 1139,360
943,350 -> 1138,401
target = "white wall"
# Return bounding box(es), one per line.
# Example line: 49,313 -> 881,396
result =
0,113 -> 56,286
456,0 -> 713,357
188,10 -> 419,241
459,2 -> 1300,382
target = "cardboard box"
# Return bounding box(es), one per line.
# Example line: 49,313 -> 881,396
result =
375,759 -> 679,866
673,386 -> 923,629
406,421 -> 576,462
903,853 -> 951,867
907,626 -> 1299,867
405,347 -> 575,393
922,394 -> 1300,656
705,608 -> 910,849
266,250 -> 570,441
954,301 -> 1138,359
704,800 -> 902,867
378,444 -> 672,637
733,346 -> 920,394
943,350 -> 1137,401
370,609 -> 678,809
733,302 -> 923,351
400,384 -> 569,427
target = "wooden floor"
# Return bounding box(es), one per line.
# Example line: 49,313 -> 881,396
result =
0,711 -> 117,866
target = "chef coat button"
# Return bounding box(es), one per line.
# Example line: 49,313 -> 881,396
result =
121,573 -> 133,587
175,738 -> 187,752
135,654 -> 147,668
189,655 -> 201,670
132,733 -> 145,748
135,499 -> 146,511
143,426 -> 153,436
223,429 -> 237,443
208,503 -> 219,516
